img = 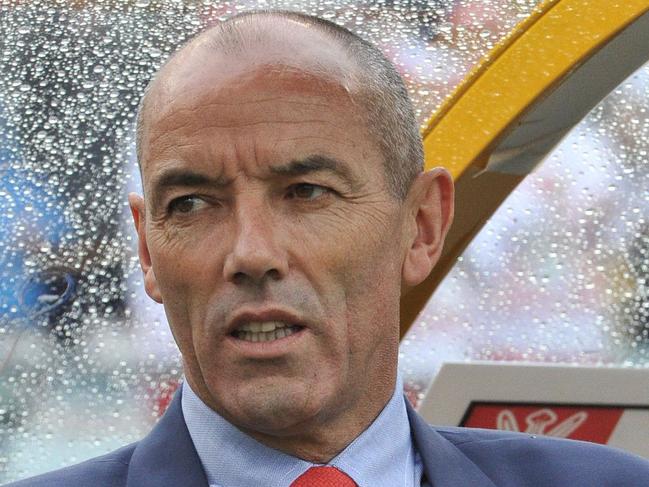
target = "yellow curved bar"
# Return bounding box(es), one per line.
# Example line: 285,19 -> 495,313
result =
400,0 -> 649,337
423,0 -> 649,177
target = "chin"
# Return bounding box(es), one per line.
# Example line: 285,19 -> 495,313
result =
218,378 -> 329,434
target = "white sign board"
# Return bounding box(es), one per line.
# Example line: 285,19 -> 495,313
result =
418,362 -> 649,459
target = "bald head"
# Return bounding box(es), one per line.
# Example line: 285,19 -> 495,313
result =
136,11 -> 423,199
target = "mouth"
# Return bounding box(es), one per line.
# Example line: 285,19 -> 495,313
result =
230,321 -> 305,343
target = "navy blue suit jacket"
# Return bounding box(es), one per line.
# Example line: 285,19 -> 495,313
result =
5,391 -> 649,486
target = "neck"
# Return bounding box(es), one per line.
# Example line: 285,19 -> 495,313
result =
239,374 -> 398,463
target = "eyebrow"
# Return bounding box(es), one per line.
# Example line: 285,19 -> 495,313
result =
151,169 -> 230,192
270,155 -> 352,180
148,154 -> 355,206
148,169 -> 230,209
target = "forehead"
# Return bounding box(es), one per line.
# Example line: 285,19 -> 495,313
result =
148,22 -> 359,118
149,63 -> 358,130
152,36 -> 358,117
139,42 -> 379,181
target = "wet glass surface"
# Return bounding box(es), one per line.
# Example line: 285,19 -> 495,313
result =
10,0 -> 649,481
400,61 -> 649,403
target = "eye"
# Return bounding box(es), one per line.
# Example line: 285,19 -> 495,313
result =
168,195 -> 205,214
287,183 -> 330,200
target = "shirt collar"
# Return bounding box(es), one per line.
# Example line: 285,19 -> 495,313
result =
181,373 -> 420,487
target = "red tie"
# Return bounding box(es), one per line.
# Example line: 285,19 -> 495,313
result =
290,466 -> 358,487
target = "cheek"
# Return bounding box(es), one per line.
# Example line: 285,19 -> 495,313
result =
303,225 -> 402,334
315,214 -> 401,285
147,227 -> 224,337
148,221 -> 225,287
323,218 -> 403,340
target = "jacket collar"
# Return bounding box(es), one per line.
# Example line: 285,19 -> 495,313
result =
126,387 -> 497,487
126,390 -> 209,487
406,399 -> 497,487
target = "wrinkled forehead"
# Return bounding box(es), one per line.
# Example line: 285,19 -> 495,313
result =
150,22 -> 360,116
139,25 -> 366,172
154,59 -> 357,119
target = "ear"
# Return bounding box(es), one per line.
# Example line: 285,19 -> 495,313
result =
128,192 -> 163,303
401,167 -> 454,289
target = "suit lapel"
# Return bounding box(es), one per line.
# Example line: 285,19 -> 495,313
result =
406,399 -> 498,487
126,390 -> 209,487
124,387 -> 499,487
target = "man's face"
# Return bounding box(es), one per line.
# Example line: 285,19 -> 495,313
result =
133,47 -> 414,448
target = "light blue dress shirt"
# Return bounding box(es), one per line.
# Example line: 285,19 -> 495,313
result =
181,373 -> 428,487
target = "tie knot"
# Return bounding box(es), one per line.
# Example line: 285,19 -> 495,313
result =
290,466 -> 358,487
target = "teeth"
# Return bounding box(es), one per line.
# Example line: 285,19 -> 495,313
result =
234,325 -> 301,342
238,321 -> 290,333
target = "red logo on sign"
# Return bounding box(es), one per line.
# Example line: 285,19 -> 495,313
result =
462,404 -> 624,444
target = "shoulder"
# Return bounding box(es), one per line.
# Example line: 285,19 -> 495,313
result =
2,443 -> 137,487
434,426 -> 649,486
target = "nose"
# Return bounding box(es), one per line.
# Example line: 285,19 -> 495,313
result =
222,205 -> 289,285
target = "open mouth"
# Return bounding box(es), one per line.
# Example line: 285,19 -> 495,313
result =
230,321 -> 304,343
